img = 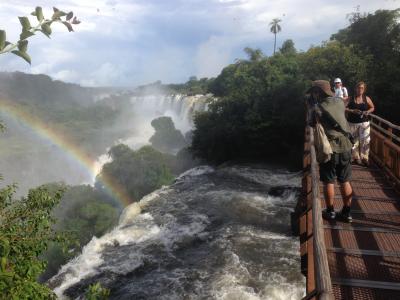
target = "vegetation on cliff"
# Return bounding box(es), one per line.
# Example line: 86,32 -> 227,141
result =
191,9 -> 400,165
150,116 -> 188,154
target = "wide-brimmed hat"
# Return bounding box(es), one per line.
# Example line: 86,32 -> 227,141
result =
306,80 -> 334,97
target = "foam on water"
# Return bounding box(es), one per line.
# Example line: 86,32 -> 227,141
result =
51,165 -> 305,299
176,165 -> 215,180
52,186 -> 168,298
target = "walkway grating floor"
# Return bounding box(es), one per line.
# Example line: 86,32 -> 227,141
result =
320,162 -> 400,299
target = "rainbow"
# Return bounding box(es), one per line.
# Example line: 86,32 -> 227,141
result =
0,97 -> 133,206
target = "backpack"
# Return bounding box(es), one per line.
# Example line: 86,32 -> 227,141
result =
314,121 -> 333,164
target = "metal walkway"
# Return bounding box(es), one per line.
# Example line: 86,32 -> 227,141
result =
295,114 -> 400,300
324,164 -> 400,299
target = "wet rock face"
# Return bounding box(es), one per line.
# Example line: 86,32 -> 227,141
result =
50,165 -> 305,300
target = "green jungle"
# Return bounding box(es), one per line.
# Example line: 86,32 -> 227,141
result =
0,7 -> 399,300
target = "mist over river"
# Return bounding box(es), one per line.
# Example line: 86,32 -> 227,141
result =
0,77 -> 305,299
49,165 -> 305,300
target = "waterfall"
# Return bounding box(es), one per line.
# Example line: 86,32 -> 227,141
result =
129,94 -> 210,134
90,94 -> 210,183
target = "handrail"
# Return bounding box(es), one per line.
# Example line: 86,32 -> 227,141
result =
369,113 -> 400,191
300,112 -> 399,298
369,113 -> 400,145
308,126 -> 334,300
370,113 -> 400,131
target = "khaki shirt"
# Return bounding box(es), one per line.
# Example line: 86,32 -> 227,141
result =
319,97 -> 353,153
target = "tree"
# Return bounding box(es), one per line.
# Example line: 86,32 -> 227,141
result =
331,9 -> 400,123
97,145 -> 175,203
279,39 -> 296,56
0,185 -> 65,299
269,18 -> 282,55
244,47 -> 264,62
191,52 -> 306,165
40,184 -> 120,281
299,41 -> 371,88
149,117 -> 187,154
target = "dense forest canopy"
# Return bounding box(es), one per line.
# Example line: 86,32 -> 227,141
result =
190,8 -> 400,166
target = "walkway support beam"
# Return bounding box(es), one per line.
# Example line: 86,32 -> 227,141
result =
309,126 -> 334,300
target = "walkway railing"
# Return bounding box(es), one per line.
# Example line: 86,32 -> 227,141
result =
299,125 -> 334,300
369,114 -> 400,191
296,113 -> 400,299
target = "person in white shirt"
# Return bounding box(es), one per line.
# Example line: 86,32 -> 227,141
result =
333,78 -> 349,102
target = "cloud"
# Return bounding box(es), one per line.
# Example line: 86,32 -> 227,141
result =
195,36 -> 236,78
0,0 -> 399,86
80,62 -> 126,87
52,69 -> 80,82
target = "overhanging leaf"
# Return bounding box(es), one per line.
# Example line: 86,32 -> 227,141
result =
66,12 -> 73,21
35,7 -> 44,22
71,17 -> 81,25
40,24 -> 52,38
0,30 -> 5,50
4,41 -> 11,47
18,17 -> 31,31
18,40 -> 28,53
52,8 -> 67,20
11,50 -> 31,64
62,22 -> 74,32
20,30 -> 35,40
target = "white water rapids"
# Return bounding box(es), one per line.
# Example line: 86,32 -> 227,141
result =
47,93 -> 305,299
49,165 -> 305,300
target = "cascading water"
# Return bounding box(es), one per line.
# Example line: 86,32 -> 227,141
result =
91,94 -> 210,182
127,94 -> 209,143
49,93 -> 305,299
49,165 -> 305,299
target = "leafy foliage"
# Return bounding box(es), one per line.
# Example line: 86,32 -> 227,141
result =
40,184 -> 120,281
97,145 -> 175,203
150,116 -> 188,154
192,50 -> 306,165
279,39 -> 296,56
192,9 -> 400,166
0,6 -> 80,64
85,282 -> 110,300
0,184 -> 64,299
299,41 -> 371,88
331,9 -> 400,123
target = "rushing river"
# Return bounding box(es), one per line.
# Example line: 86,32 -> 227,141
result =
49,164 -> 305,300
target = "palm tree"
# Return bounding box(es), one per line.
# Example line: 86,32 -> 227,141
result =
269,18 -> 282,55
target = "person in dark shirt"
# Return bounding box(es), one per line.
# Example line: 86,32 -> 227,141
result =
307,80 -> 353,222
346,81 -> 375,166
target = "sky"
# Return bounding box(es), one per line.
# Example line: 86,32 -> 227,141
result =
0,0 -> 399,87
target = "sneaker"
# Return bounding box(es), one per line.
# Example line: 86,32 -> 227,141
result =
322,208 -> 336,220
338,208 -> 353,223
